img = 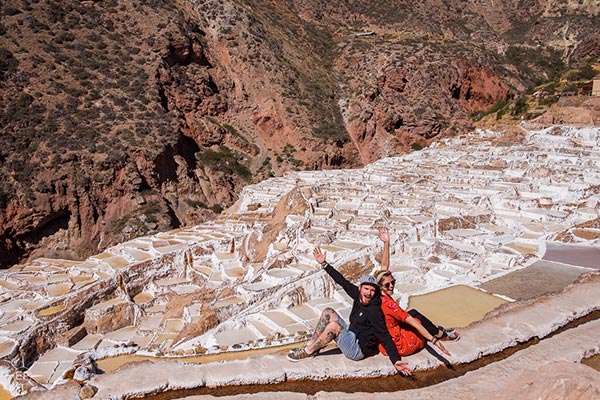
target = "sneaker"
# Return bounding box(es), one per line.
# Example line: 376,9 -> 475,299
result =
287,346 -> 315,362
288,346 -> 302,354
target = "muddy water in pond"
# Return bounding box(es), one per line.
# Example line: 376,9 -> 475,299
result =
0,385 -> 10,400
582,354 -> 600,372
407,285 -> 507,328
38,305 -> 65,316
96,342 -> 301,373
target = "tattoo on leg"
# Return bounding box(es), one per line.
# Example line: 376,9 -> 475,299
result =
312,310 -> 333,340
325,331 -> 337,342
311,330 -> 338,352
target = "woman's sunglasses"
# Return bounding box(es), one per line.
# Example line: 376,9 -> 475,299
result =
383,280 -> 396,289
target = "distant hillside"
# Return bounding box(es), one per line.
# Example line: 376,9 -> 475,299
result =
0,0 -> 598,267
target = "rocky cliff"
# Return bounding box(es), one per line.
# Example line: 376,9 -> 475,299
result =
0,0 -> 598,267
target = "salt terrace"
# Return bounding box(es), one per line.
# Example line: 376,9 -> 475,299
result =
1,126 -> 600,399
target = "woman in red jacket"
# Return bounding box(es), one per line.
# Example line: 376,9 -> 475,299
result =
374,227 -> 459,358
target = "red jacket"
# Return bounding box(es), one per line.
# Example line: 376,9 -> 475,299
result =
378,295 -> 425,356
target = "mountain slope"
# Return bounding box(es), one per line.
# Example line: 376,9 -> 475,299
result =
0,0 -> 598,267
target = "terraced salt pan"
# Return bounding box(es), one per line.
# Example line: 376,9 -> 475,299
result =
37,305 -> 65,317
0,341 -> 15,358
215,326 -> 259,347
4,126 -> 600,395
213,296 -> 244,307
543,242 -> 600,269
27,347 -> 82,385
84,278 -> 600,399
479,259 -> 593,301
407,285 -> 508,328
70,334 -> 102,351
105,326 -> 137,342
133,292 -> 154,304
0,320 -> 34,335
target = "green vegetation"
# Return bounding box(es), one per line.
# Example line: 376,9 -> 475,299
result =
511,96 -> 528,116
410,143 -> 423,151
276,143 -> 304,168
471,99 -> 510,122
109,201 -> 162,236
312,122 -> 348,142
195,146 -> 252,181
184,199 -> 207,209
210,204 -> 224,214
562,64 -> 597,81
504,45 -> 565,84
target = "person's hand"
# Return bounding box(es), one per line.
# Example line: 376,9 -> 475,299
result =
435,340 -> 451,356
313,247 -> 327,265
378,227 -> 390,243
394,360 -> 412,376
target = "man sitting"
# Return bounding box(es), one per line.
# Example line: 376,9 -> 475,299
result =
287,247 -> 411,376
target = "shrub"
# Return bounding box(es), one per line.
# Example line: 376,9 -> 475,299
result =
196,146 -> 252,181
0,47 -> 18,79
210,204 -> 224,213
511,96 -> 528,115
184,198 -> 207,208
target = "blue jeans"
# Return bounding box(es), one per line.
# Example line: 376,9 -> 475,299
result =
335,316 -> 364,361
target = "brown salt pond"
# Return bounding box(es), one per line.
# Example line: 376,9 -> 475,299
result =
0,384 -> 10,400
582,354 -> 600,372
407,285 -> 507,328
96,343 -> 300,373
37,305 -> 65,317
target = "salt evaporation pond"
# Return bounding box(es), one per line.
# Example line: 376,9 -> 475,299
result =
407,285 -> 508,328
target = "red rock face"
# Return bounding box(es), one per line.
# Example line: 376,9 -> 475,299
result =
449,62 -> 512,114
341,60 -> 511,163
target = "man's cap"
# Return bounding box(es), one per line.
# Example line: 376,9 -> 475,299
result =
359,274 -> 379,288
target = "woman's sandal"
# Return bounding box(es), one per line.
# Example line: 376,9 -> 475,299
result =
437,326 -> 460,341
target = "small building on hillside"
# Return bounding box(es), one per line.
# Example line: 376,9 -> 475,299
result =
593,76 -> 600,96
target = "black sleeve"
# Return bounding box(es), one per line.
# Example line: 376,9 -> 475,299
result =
323,264 -> 359,300
372,305 -> 401,364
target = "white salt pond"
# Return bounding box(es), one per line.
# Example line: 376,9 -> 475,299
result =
3,126 -> 600,397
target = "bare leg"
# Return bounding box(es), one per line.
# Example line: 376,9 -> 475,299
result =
306,308 -> 342,354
